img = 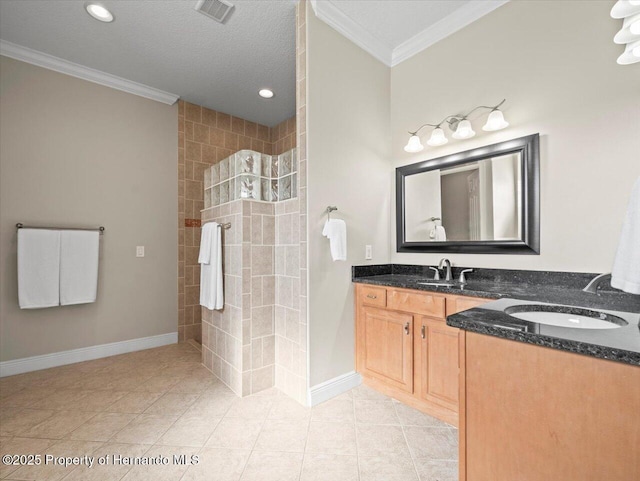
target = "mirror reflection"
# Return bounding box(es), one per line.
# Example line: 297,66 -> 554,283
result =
404,153 -> 522,242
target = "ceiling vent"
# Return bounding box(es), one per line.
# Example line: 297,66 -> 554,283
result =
195,0 -> 235,24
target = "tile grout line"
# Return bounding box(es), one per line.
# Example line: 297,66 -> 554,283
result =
235,394 -> 275,480
353,393 -> 362,481
393,398 -> 423,481
298,401 -> 314,481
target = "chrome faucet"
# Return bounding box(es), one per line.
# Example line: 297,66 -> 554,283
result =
439,258 -> 453,281
582,273 -> 612,294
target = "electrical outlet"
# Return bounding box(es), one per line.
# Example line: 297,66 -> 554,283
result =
365,245 -> 372,260
136,246 -> 145,257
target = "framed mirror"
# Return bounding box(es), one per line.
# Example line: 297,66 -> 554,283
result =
396,134 -> 539,254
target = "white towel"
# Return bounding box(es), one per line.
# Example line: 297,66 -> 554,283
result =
18,229 -> 61,309
200,222 -> 224,310
60,231 -> 100,305
322,219 -> 347,261
611,177 -> 640,295
198,221 -> 213,264
435,225 -> 447,241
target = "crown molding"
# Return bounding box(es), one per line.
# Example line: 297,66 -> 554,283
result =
309,0 -> 393,66
0,40 -> 179,105
391,0 -> 510,66
309,0 -> 509,68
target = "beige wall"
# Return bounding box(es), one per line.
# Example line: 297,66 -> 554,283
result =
0,57 -> 178,362
391,0 -> 640,272
306,6 -> 391,387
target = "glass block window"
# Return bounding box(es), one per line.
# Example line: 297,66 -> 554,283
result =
204,148 -> 297,208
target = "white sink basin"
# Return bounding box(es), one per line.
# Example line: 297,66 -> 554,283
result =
504,305 -> 628,329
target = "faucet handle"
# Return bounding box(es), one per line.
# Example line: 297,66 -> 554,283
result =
458,268 -> 473,284
428,267 -> 440,280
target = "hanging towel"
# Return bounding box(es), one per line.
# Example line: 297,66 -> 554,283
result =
200,222 -> 224,310
18,229 -> 61,309
611,177 -> 640,295
60,231 -> 100,305
435,225 -> 447,241
322,219 -> 347,261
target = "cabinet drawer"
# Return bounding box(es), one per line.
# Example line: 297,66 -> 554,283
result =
358,285 -> 387,307
387,290 -> 445,318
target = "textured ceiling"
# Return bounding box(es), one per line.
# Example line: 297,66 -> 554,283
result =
330,0 -> 471,49
0,0 -> 297,127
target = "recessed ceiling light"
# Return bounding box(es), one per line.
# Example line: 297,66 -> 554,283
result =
258,88 -> 274,99
85,3 -> 114,23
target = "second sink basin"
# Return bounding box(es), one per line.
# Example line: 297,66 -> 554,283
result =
504,304 -> 628,329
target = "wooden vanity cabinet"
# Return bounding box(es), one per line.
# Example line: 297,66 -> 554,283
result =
355,284 -> 490,426
459,331 -> 640,481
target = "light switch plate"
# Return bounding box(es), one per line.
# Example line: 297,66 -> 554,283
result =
136,246 -> 145,257
365,245 -> 372,260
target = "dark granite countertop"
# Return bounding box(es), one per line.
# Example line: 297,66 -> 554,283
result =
352,264 -> 640,366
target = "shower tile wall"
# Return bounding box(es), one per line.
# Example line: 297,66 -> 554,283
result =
200,200 -> 276,396
177,99 -> 295,343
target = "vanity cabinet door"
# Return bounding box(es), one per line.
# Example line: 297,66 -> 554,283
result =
361,307 -> 414,393
420,318 -> 460,411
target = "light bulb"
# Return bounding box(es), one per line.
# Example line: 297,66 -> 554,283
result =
617,39 -> 640,64
85,3 -> 114,22
258,89 -> 274,99
427,128 -> 448,147
482,110 -> 509,131
611,0 -> 640,19
615,13 -> 640,43
452,119 -> 476,140
404,134 -> 424,153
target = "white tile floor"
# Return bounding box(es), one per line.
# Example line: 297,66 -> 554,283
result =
0,343 -> 458,480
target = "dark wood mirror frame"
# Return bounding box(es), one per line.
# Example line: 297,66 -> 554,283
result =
396,133 -> 540,254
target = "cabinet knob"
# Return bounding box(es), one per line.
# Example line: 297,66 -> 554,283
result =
421,325 -> 426,339
404,322 -> 410,335
366,294 -> 377,299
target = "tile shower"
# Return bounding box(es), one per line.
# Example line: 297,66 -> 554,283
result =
200,146 -> 305,401
197,0 -> 308,404
177,99 -> 296,344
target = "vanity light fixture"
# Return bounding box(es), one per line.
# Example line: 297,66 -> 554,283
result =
404,99 -> 509,152
258,88 -> 274,99
85,3 -> 114,22
612,0 -> 640,64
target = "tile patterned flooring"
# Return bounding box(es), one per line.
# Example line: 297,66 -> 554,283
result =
0,343 -> 458,480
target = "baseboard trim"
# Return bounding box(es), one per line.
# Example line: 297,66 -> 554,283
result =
0,332 -> 178,377
308,370 -> 362,406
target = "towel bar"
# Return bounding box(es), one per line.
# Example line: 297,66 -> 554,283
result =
16,223 -> 105,234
